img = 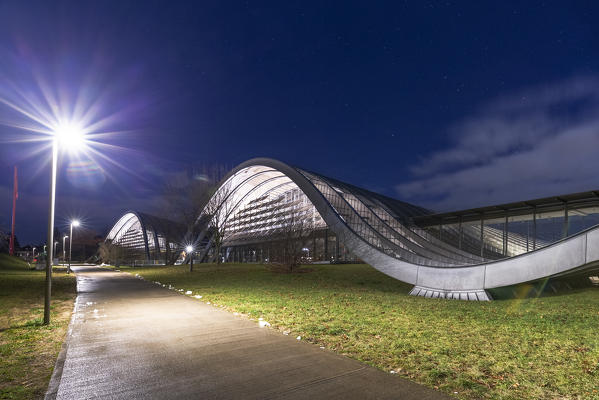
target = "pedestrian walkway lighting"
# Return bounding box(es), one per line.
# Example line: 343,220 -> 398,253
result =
68,219 -> 80,274
54,122 -> 86,153
44,121 -> 87,325
63,235 -> 68,264
186,245 -> 194,272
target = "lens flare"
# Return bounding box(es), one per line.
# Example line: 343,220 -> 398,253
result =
0,42 -> 151,191
54,121 -> 86,153
66,160 -> 106,189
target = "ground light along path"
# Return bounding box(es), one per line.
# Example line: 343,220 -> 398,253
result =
49,266 -> 446,400
113,263 -> 599,400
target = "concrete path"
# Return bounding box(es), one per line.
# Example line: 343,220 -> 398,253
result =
48,266 -> 449,400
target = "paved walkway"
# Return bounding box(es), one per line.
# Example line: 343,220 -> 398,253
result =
48,266 -> 449,399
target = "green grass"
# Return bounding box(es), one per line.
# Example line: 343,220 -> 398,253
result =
124,263 -> 599,400
0,254 -> 76,400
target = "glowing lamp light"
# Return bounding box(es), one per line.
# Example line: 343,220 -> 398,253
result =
53,122 -> 86,152
186,245 -> 195,272
68,219 -> 81,274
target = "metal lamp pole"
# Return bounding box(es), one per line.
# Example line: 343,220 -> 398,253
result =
68,221 -> 79,274
44,140 -> 58,325
187,245 -> 194,272
68,223 -> 73,273
63,235 -> 68,265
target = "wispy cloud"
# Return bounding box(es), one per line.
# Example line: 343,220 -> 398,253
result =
397,76 -> 599,211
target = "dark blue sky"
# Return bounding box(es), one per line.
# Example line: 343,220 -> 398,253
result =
1,1 -> 598,244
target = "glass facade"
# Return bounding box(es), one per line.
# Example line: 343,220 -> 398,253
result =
105,160 -> 599,277
105,212 -> 184,264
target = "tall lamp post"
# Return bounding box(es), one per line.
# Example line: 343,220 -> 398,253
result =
63,235 -> 68,265
186,245 -> 194,272
68,220 -> 80,274
44,139 -> 57,324
44,123 -> 85,325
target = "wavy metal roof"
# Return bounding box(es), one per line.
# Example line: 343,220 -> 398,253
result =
106,158 -> 599,300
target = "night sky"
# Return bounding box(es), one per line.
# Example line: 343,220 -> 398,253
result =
1,1 -> 598,244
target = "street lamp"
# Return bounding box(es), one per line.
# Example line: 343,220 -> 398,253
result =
44,122 -> 85,325
186,245 -> 194,272
63,235 -> 68,264
68,220 -> 80,274
54,241 -> 58,260
32,247 -> 36,259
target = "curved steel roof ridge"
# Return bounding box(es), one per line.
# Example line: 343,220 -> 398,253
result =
198,158 -> 599,300
106,211 -> 185,261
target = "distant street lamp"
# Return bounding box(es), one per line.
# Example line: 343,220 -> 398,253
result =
54,241 -> 58,260
44,122 -> 86,325
63,235 -> 68,265
186,245 -> 194,272
68,220 -> 80,274
32,247 -> 36,259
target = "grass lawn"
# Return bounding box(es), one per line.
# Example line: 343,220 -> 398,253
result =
0,254 -> 76,400
123,263 -> 599,400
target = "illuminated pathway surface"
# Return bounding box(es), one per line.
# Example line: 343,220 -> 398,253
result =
47,266 -> 448,400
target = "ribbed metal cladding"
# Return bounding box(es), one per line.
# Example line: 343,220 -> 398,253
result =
106,158 -> 599,301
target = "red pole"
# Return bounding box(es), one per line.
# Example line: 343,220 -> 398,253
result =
9,166 -> 17,256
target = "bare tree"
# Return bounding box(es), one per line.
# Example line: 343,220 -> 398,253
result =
157,164 -> 229,234
278,209 -> 314,272
0,233 -> 9,254
200,180 -> 236,264
98,240 -> 124,265
155,164 -> 231,265
263,197 -> 316,272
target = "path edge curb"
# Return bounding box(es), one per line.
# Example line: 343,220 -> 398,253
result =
44,282 -> 79,399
